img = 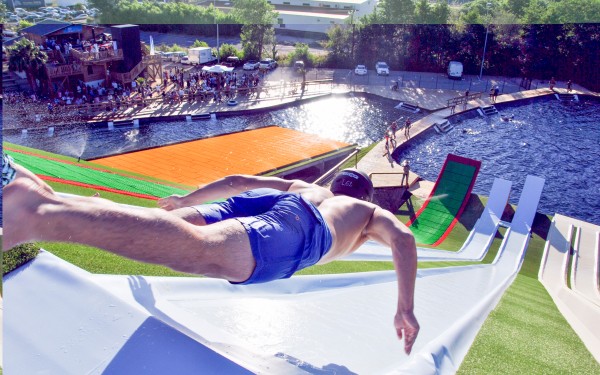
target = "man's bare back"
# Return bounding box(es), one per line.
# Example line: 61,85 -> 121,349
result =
3,160 -> 419,354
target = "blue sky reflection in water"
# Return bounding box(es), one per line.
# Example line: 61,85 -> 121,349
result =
394,99 -> 600,225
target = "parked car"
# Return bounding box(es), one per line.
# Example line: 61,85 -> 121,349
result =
72,14 -> 89,21
223,56 -> 241,67
354,64 -> 368,76
375,62 -> 390,75
294,60 -> 305,71
180,55 -> 192,65
243,60 -> 260,70
259,58 -> 277,70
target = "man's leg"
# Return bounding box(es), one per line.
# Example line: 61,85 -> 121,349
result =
3,178 -> 255,283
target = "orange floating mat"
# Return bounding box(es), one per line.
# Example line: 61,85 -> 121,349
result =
91,126 -> 352,186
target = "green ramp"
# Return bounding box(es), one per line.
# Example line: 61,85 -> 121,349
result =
4,145 -> 191,199
407,153 -> 481,246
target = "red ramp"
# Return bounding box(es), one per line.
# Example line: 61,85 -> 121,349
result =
407,154 -> 481,246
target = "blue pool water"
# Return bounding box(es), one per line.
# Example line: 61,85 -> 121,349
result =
394,98 -> 600,225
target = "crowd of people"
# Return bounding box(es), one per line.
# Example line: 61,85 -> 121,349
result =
158,66 -> 267,105
4,63 -> 284,126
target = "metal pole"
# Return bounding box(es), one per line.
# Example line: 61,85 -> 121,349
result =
479,3 -> 491,80
214,0 -> 220,64
349,10 -> 355,67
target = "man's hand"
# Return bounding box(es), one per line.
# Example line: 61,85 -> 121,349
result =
157,195 -> 183,211
394,310 -> 420,355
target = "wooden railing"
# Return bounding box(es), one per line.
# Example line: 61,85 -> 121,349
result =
46,64 -> 83,78
111,59 -> 146,83
4,79 -> 334,128
71,48 -> 124,63
143,54 -> 162,64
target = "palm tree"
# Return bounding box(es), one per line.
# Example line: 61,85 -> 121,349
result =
8,39 -> 48,93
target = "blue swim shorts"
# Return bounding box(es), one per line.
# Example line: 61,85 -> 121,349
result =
192,188 -> 333,284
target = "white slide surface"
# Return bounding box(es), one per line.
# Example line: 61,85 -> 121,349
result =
538,214 -> 600,362
5,176 -> 545,374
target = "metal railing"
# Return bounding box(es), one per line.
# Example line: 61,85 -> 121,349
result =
447,92 -> 483,107
314,148 -> 360,186
368,171 -> 407,183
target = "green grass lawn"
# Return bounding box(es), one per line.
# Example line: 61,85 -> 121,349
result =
3,156 -> 599,373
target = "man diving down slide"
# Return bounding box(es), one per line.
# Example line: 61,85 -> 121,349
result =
3,155 -> 419,354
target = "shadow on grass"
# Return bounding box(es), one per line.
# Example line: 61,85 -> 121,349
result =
457,194 -> 485,233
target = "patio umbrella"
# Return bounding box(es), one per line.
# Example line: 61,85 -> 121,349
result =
202,65 -> 234,74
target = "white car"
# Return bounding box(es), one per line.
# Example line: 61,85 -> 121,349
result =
243,60 -> 260,70
376,62 -> 390,75
354,65 -> 368,76
180,55 -> 192,65
259,58 -> 277,70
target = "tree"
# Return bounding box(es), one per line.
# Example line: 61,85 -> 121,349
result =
0,3 -> 7,23
218,43 -> 241,59
17,20 -> 34,31
7,39 -> 48,93
506,0 -> 530,17
191,40 -> 209,48
231,0 -> 278,24
324,25 -> 352,68
286,43 -> 316,67
376,0 -> 415,23
232,0 -> 278,60
414,0 -> 432,24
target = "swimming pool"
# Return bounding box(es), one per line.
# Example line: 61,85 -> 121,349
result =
4,95 -> 405,160
393,97 -> 600,225
4,95 -> 599,225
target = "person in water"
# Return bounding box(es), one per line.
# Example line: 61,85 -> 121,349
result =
3,157 -> 420,354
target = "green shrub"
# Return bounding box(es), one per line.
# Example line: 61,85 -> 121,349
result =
191,40 -> 209,48
3,243 -> 40,275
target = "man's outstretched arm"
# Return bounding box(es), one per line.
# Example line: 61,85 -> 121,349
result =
158,174 -> 312,210
365,207 -> 419,354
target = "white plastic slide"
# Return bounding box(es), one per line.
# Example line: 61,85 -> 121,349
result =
538,214 -> 600,362
4,176 -> 544,374
569,217 -> 600,305
347,177 -> 512,262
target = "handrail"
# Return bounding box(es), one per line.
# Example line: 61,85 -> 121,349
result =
46,63 -> 83,78
71,48 -> 124,63
313,148 -> 360,186
368,171 -> 407,180
447,92 -> 482,107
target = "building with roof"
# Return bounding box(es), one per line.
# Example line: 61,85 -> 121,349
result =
15,21 -> 161,96
20,20 -> 101,46
212,0 -> 376,33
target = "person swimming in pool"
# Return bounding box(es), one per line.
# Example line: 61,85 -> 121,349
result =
3,156 -> 419,354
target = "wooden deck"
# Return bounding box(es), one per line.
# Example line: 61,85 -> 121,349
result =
91,126 -> 352,186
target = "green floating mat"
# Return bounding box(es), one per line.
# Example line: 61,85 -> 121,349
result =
408,154 -> 481,246
6,148 -> 190,199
